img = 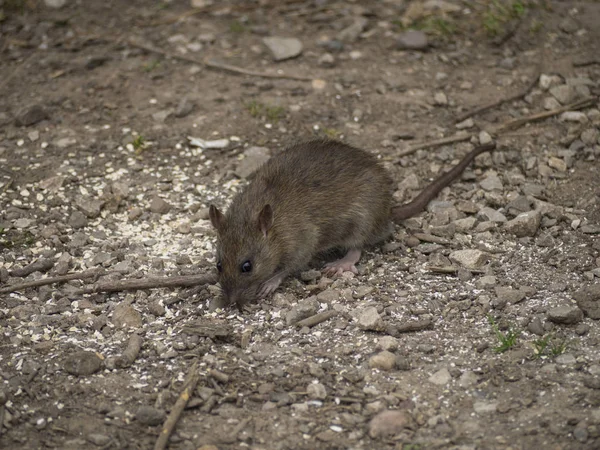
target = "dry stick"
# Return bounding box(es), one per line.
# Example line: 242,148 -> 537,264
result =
494,96 -> 597,133
77,273 -> 217,295
0,268 -> 105,294
396,133 -> 471,159
114,333 -> 143,369
401,96 -> 597,158
154,361 -> 201,450
455,71 -> 541,124
126,39 -> 315,82
573,58 -> 600,67
295,310 -> 338,328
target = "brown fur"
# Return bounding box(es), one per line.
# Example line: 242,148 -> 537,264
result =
210,139 -> 494,309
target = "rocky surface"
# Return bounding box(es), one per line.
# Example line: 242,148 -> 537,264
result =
1,1 -> 600,449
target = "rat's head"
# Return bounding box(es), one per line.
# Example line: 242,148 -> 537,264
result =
209,203 -> 280,309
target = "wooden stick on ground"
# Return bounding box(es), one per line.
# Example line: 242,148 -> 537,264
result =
76,273 -> 217,295
127,39 -> 315,82
0,268 -> 105,294
494,96 -> 596,133
398,95 -> 597,158
396,133 -> 472,159
154,361 -> 201,450
455,70 -> 541,123
295,310 -> 338,328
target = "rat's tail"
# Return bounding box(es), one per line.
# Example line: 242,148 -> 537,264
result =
392,141 -> 496,222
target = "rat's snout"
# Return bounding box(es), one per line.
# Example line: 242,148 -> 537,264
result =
219,280 -> 257,310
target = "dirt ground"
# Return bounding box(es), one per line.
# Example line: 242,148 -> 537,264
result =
1,0 -> 600,449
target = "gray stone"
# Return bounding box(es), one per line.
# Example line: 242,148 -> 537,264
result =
543,96 -> 561,110
449,250 -> 490,269
434,91 -> 448,105
548,156 -> 567,172
174,96 -> 194,118
307,382 -> 327,400
63,351 -> 103,376
527,317 -> 545,336
54,136 -> 77,148
152,109 -> 172,123
235,146 -> 270,179
550,84 -> 577,105
262,37 -> 303,61
581,128 -> 599,146
395,30 -> 428,51
495,287 -> 527,305
368,351 -> 397,371
478,207 -> 506,223
555,353 -> 576,365
476,276 -> 497,289
559,16 -> 579,34
459,371 -> 479,388
573,285 -> 600,319
353,285 -> 374,299
316,289 -> 339,303
357,306 -> 385,331
376,336 -> 398,352
87,434 -> 111,446
369,410 -> 412,438
473,401 -> 498,414
285,297 -> 319,325
76,196 -> 103,218
429,367 -> 451,385
547,306 -> 583,324
318,53 -> 336,68
560,111 -> 588,123
68,210 -> 88,229
44,0 -> 67,8
112,304 -> 143,329
455,118 -> 474,130
453,217 -> 477,232
337,17 -> 368,43
504,210 -> 541,237
149,196 -> 171,214
479,131 -> 493,145
135,405 -> 166,426
507,196 -> 532,214
480,173 -> 503,191
15,104 -> 49,127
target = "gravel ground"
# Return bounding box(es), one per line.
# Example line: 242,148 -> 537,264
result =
1,1 -> 600,449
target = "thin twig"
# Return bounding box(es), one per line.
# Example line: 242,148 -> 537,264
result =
126,39 -> 315,81
106,334 -> 143,369
0,268 -> 104,294
295,310 -> 338,328
426,266 -> 486,275
76,273 -> 217,295
154,362 -> 201,450
573,58 -> 600,67
455,70 -> 541,123
398,95 -> 597,158
396,133 -> 472,159
494,96 -> 596,133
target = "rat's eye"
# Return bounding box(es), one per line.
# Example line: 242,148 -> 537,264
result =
240,260 -> 252,273
216,261 -> 223,272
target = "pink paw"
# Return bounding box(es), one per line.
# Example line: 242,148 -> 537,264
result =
322,261 -> 358,277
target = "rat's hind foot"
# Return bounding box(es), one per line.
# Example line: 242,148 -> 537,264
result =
323,248 -> 361,277
257,271 -> 287,298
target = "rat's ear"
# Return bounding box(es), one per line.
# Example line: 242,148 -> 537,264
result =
258,204 -> 273,237
209,204 -> 224,231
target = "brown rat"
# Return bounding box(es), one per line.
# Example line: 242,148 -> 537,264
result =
209,139 -> 495,310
